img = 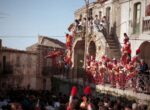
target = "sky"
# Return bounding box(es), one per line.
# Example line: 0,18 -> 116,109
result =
0,0 -> 95,50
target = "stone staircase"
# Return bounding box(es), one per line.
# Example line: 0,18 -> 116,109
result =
105,36 -> 121,60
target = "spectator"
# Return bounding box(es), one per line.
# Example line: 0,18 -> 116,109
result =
94,15 -> 101,32
139,59 -> 148,73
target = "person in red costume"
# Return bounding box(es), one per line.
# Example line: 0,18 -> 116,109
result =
123,33 -> 129,44
107,61 -> 115,87
136,48 -> 140,55
67,86 -> 77,110
97,61 -> 102,84
118,69 -> 126,89
125,61 -> 138,90
121,35 -> 131,65
80,86 -> 95,110
66,34 -> 72,49
65,49 -> 71,65
89,55 -> 97,82
99,62 -> 106,85
86,55 -> 93,83
126,42 -> 131,60
113,63 -> 120,88
121,52 -> 128,65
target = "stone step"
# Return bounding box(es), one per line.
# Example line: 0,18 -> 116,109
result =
108,43 -> 117,45
109,45 -> 118,48
112,50 -> 120,52
110,47 -> 119,49
112,52 -> 120,55
107,41 -> 116,44
106,38 -> 115,41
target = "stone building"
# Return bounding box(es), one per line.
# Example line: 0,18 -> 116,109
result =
0,36 -> 65,90
27,36 -> 65,90
71,0 -> 150,70
0,46 -> 38,90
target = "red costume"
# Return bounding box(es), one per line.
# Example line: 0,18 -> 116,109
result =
118,70 -> 126,89
65,49 -> 71,65
66,34 -> 72,48
123,33 -> 129,44
136,48 -> 140,55
80,86 -> 94,110
67,86 -> 78,110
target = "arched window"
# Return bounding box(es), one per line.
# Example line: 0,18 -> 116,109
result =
133,2 -> 141,34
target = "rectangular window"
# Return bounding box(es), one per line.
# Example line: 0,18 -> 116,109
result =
133,3 -> 141,34
106,7 -> 111,22
3,56 -> 6,70
106,7 -> 111,33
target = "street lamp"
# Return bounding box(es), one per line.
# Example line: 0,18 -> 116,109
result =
83,0 -> 89,69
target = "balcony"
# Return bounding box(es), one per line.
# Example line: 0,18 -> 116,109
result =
142,16 -> 150,33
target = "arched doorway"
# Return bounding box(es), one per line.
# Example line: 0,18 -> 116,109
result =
74,40 -> 85,78
88,41 -> 96,57
139,41 -> 150,68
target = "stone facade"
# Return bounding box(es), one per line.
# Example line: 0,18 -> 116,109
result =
119,0 -> 150,66
72,0 -> 150,68
0,36 -> 65,90
27,36 -> 65,90
1,47 -> 38,90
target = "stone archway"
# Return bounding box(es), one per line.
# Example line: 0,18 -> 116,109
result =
73,40 -> 85,77
88,41 -> 96,57
139,41 -> 150,68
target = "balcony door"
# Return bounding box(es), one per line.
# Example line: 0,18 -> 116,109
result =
133,3 -> 141,34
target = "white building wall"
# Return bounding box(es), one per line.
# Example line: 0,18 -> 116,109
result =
120,1 -> 130,46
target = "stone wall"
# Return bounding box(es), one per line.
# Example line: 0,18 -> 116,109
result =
1,48 -> 38,90
26,36 -> 65,90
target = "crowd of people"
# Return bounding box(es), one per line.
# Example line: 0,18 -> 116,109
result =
85,33 -> 149,91
0,88 -> 149,110
47,31 -> 149,92
68,15 -> 108,36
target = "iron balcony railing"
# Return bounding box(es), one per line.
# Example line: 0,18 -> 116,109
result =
142,16 -> 150,33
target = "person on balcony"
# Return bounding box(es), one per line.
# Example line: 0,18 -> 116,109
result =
88,17 -> 94,34
74,19 -> 80,33
81,18 -> 86,31
94,15 -> 101,32
66,34 -> 73,49
74,19 -> 82,33
100,16 -> 108,37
